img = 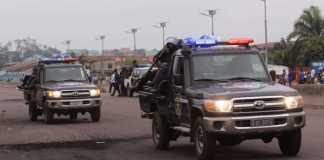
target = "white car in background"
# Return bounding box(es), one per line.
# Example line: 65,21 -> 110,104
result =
124,67 -> 151,96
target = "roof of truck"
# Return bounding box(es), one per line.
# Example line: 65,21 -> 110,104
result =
43,63 -> 83,68
175,46 -> 259,56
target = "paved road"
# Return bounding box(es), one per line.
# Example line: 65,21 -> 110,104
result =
1,122 -> 324,160
0,84 -> 150,145
1,84 -> 324,160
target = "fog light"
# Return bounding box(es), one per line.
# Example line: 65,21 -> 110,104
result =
294,116 -> 303,125
213,121 -> 224,130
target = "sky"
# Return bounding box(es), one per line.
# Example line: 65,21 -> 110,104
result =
0,0 -> 323,51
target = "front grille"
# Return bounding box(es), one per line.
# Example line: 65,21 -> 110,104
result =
232,96 -> 286,113
61,90 -> 90,98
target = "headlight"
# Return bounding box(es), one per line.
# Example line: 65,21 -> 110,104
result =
47,91 -> 61,98
204,100 -> 232,113
90,89 -> 101,97
285,96 -> 304,109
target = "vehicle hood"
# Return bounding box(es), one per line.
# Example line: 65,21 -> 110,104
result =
42,82 -> 97,90
188,81 -> 299,99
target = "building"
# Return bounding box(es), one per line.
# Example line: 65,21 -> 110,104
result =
80,55 -> 119,77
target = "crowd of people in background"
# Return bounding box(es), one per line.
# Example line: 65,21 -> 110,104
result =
108,60 -> 138,96
89,60 -> 138,96
277,68 -> 324,86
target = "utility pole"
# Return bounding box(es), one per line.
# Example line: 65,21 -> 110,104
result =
96,35 -> 107,90
126,28 -> 139,51
153,22 -> 167,47
98,35 -> 106,55
201,9 -> 218,36
21,49 -> 24,59
65,40 -> 71,53
260,0 -> 269,65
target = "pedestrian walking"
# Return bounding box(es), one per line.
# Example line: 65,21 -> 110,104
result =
300,69 -> 305,84
288,69 -> 294,86
279,69 -> 287,85
110,69 -> 121,96
120,67 -> 128,96
311,68 -> 316,83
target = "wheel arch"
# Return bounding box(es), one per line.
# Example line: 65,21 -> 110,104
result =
191,106 -> 203,132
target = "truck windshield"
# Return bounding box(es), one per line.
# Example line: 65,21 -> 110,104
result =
45,67 -> 88,82
192,53 -> 269,82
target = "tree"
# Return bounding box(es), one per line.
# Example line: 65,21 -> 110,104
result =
289,6 -> 324,66
269,38 -> 304,68
0,38 -> 61,67
290,6 -> 324,40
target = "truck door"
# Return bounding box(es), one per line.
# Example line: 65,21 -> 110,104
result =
35,69 -> 44,106
172,56 -> 190,126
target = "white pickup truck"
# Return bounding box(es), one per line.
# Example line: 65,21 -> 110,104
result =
124,67 -> 151,96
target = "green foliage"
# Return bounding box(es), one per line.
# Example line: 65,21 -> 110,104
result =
271,6 -> 324,67
123,59 -> 135,65
0,38 -> 61,67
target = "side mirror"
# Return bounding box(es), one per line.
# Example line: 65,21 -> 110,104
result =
269,70 -> 276,82
88,76 -> 92,82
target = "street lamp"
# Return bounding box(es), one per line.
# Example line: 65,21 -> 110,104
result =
95,35 -> 107,90
96,35 -> 106,55
260,0 -> 269,65
65,40 -> 71,52
200,9 -> 219,36
126,28 -> 139,51
153,22 -> 167,47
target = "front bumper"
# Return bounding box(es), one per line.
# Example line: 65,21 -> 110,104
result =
46,98 -> 102,109
203,111 -> 305,134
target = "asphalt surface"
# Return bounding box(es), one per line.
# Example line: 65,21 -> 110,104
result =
1,84 -> 324,160
0,84 -> 150,145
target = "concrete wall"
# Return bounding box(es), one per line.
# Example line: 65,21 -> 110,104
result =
294,84 -> 324,96
293,84 -> 324,107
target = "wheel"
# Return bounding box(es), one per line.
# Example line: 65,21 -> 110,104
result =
91,107 -> 101,122
278,129 -> 302,156
44,108 -> 54,124
194,116 -> 216,160
69,113 -> 78,120
28,103 -> 38,121
152,112 -> 170,150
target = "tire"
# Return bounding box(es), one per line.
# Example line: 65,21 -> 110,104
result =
44,108 -> 54,124
28,103 -> 38,121
69,113 -> 78,120
278,129 -> 302,156
91,107 -> 101,122
194,117 -> 216,160
152,112 -> 170,150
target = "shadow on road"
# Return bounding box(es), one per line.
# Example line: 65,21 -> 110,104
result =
32,117 -> 94,125
167,144 -> 286,160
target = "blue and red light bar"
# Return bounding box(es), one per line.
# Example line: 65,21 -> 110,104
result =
183,35 -> 254,48
226,38 -> 254,45
40,54 -> 79,65
40,58 -> 79,65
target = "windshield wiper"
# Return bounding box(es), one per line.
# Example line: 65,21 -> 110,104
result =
46,80 -> 60,83
63,79 -> 83,82
225,77 -> 263,82
195,79 -> 228,83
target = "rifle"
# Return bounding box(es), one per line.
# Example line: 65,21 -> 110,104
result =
135,38 -> 182,91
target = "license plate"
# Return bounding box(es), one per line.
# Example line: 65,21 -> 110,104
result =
253,119 -> 273,127
70,101 -> 81,106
